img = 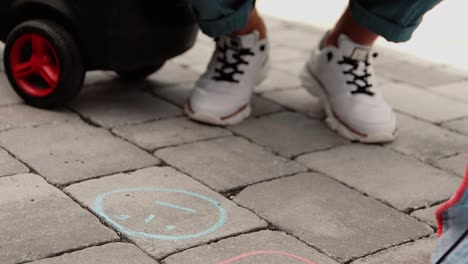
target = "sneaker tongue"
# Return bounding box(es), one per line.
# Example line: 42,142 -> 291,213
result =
338,34 -> 371,61
226,30 -> 260,48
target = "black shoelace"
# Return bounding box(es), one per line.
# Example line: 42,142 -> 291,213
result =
336,53 -> 377,96
212,42 -> 254,83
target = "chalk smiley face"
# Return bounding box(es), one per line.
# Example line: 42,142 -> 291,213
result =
92,188 -> 227,241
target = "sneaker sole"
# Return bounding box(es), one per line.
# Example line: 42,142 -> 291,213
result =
300,64 -> 398,143
185,58 -> 271,126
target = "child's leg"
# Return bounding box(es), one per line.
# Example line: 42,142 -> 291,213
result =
300,0 -> 443,143
190,0 -> 255,38
185,1 -> 270,126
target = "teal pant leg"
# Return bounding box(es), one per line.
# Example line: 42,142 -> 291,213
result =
350,0 -> 443,42
191,0 -> 254,37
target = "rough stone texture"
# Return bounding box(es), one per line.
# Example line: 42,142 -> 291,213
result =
375,55 -> 466,88
381,82 -> 468,123
262,88 -> 324,119
443,117 -> 468,136
165,231 -> 338,264
0,105 -> 75,131
235,173 -> 432,262
352,238 -> 436,264
411,207 -> 438,228
256,69 -> 302,93
389,114 -> 468,167
435,153 -> 467,178
232,112 -> 346,158
31,243 -> 158,264
0,74 -> 22,106
250,97 -> 284,117
69,82 -> 181,128
0,120 -> 159,185
155,137 -> 306,192
113,117 -> 232,151
0,147 -> 28,177
65,167 -> 267,259
297,145 -> 460,211
356,238 -> 437,264
148,62 -> 200,86
0,174 -> 118,264
431,81 -> 468,103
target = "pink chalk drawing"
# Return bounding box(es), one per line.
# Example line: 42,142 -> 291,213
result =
219,250 -> 316,264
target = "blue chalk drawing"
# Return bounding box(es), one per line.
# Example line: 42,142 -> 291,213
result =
92,188 -> 227,241
155,201 -> 198,213
165,225 -> 177,231
115,215 -> 130,220
145,214 -> 156,224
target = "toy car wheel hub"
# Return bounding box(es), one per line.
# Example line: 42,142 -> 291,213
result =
10,33 -> 60,97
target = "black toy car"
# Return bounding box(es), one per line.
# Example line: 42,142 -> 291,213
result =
0,0 -> 198,107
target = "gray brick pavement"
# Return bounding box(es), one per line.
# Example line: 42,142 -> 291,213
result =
0,119 -> 159,185
165,230 -> 338,264
235,173 -> 432,262
262,88 -> 324,119
0,147 -> 28,177
0,174 -> 118,264
30,243 -> 158,264
64,167 -> 267,259
352,238 -> 436,264
443,117 -> 468,135
297,145 -> 460,211
155,137 -> 306,192
232,112 -> 346,158
113,117 -> 232,151
411,207 -> 438,228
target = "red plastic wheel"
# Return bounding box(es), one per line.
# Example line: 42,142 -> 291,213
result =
9,33 -> 60,98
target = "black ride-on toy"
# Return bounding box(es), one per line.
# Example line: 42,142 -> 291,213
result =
0,0 -> 198,107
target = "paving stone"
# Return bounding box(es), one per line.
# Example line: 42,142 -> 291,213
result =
430,81 -> 468,103
250,97 -> 283,117
31,243 -> 158,264
443,117 -> 468,136
256,68 -> 302,93
297,145 -> 460,211
274,60 -> 305,76
352,238 -> 436,264
155,137 -> 306,192
113,117 -> 232,151
83,71 -> 115,86
262,88 -> 324,119
411,207 -> 438,228
165,230 -> 338,264
70,82 -> 181,128
235,173 -> 432,262
435,153 -> 467,178
269,28 -> 322,50
0,120 -> 159,185
271,45 -> 308,63
0,74 -> 22,106
381,82 -> 468,123
0,174 -> 118,264
64,167 -> 267,259
151,82 -> 193,107
148,62 -> 200,86
232,112 -> 346,158
0,104 -> 75,131
0,147 -> 28,177
375,56 -> 466,88
389,114 -> 468,168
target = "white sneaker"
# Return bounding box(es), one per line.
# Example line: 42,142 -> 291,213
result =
300,34 -> 398,143
185,31 -> 270,125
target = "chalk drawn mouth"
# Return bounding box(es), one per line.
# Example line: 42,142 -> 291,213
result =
219,251 -> 316,264
92,188 -> 227,241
